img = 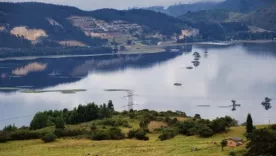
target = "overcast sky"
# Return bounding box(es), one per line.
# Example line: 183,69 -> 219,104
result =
1,0 -> 223,10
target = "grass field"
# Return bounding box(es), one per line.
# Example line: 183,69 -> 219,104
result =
0,126 -> 249,156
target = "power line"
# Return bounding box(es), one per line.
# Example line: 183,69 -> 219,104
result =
0,114 -> 34,122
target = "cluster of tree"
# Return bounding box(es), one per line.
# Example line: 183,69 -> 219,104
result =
233,32 -> 276,40
0,2 -> 107,47
174,116 -> 237,139
89,9 -> 187,35
30,101 -> 114,130
0,31 -> 32,48
177,22 -> 249,42
246,126 -> 276,156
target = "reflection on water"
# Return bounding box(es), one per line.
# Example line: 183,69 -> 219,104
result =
1,43 -> 276,128
12,62 -> 47,76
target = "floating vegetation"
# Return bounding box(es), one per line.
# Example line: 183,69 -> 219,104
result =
104,89 -> 131,92
197,105 -> 211,107
21,89 -> 87,94
0,87 -> 21,91
174,83 -> 182,86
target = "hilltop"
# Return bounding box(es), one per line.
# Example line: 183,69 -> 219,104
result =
0,2 -> 187,49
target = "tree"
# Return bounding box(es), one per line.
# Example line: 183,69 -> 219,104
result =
55,117 -> 65,129
30,112 -> 49,130
107,100 -> 114,114
246,128 -> 276,156
3,124 -> 18,132
246,114 -> 253,134
221,139 -> 228,151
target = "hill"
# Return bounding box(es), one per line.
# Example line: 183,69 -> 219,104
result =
178,10 -> 243,23
232,4 -> 276,32
146,2 -> 218,17
214,0 -> 276,13
0,2 -> 187,48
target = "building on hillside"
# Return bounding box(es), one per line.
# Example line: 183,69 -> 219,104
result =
227,137 -> 243,147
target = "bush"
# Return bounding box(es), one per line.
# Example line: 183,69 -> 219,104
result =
127,129 -> 149,140
127,130 -> 136,139
158,131 -> 176,141
10,130 -> 42,140
54,129 -> 85,137
198,125 -> 213,138
0,132 -> 11,143
135,130 -> 147,140
270,124 -> 276,131
108,127 -> 125,140
41,133 -> 57,143
90,123 -> 97,131
91,128 -> 125,141
158,129 -> 177,141
91,131 -> 110,140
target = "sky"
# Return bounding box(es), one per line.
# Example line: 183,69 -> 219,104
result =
1,0 -> 222,10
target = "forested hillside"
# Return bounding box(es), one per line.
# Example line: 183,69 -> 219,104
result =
0,2 -> 187,48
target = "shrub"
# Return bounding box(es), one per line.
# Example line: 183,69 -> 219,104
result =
177,121 -> 196,135
158,131 -> 176,141
10,130 -> 42,140
198,125 -> 213,138
134,130 -> 147,140
127,130 -> 136,139
54,129 -> 85,137
0,132 -> 11,143
108,127 -> 125,140
270,124 -> 276,131
127,129 -> 149,140
90,123 -> 97,131
41,133 -> 57,143
158,128 -> 178,141
91,128 -> 125,141
91,131 -> 110,140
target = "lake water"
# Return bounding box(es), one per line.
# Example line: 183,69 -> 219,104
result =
1,43 -> 276,128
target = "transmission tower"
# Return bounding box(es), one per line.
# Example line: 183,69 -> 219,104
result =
126,91 -> 134,110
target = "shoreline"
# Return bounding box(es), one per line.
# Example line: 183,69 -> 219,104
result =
0,40 -> 275,61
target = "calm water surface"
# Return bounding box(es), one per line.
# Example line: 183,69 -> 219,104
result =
1,43 -> 276,128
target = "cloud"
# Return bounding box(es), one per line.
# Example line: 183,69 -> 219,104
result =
0,0 -> 222,10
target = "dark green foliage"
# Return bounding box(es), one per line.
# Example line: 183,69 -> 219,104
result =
3,124 -> 18,132
54,129 -> 85,137
198,125 -> 213,137
0,132 -> 11,143
10,130 -> 42,140
178,121 -> 196,135
246,128 -> 276,156
270,124 -> 276,131
91,127 -> 125,140
55,117 -> 65,129
194,114 -> 201,119
246,114 -> 253,134
165,116 -> 178,126
0,32 -> 32,48
30,102 -> 115,130
211,117 -> 231,133
41,133 -> 57,143
127,129 -> 149,140
158,128 -> 177,141
30,112 -> 49,130
221,139 -> 228,151
0,2 -> 107,48
90,123 -> 97,131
